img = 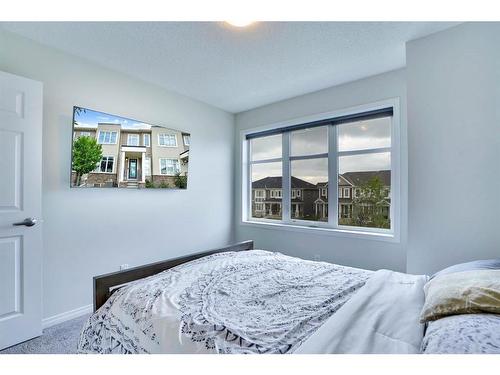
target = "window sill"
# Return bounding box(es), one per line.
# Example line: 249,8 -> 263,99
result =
240,220 -> 398,243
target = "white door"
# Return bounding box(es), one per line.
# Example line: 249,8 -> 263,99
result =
0,71 -> 43,350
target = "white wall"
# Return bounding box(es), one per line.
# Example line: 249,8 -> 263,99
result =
234,69 -> 408,272
406,23 -> 500,274
0,30 -> 235,319
2,23 -> 497,321
235,23 -> 500,276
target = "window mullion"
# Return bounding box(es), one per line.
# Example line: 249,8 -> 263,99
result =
246,139 -> 252,221
251,157 -> 283,164
289,153 -> 329,161
337,147 -> 391,157
328,125 -> 338,228
282,133 -> 291,224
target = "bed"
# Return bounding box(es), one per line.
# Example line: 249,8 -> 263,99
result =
78,241 -> 500,354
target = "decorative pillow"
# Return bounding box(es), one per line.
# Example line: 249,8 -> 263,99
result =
431,259 -> 500,279
420,269 -> 500,323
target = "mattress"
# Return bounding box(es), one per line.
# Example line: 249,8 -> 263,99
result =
78,250 -> 372,354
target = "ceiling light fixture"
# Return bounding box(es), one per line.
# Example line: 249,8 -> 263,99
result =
225,20 -> 255,28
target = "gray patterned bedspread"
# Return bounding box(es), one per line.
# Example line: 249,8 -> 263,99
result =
421,314 -> 500,354
78,250 -> 372,354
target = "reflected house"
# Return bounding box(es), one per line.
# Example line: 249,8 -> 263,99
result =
72,122 -> 190,188
252,170 -> 390,222
314,171 -> 391,222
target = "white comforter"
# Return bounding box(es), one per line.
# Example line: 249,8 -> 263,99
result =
78,250 -> 371,354
295,270 -> 428,354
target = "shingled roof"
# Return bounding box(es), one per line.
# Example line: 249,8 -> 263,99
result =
252,176 -> 317,189
342,170 -> 391,186
253,171 -> 390,189
316,170 -> 390,188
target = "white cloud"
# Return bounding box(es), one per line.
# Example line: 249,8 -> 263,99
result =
251,118 -> 392,181
339,152 -> 390,174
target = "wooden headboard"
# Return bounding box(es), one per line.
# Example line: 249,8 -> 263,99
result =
93,240 -> 254,311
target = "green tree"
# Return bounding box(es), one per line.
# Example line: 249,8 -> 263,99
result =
351,176 -> 390,229
72,136 -> 103,186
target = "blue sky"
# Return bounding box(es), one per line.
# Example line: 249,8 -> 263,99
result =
73,107 -> 152,130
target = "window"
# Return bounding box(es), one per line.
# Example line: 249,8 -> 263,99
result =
244,105 -> 396,236
254,203 -> 264,212
158,134 -> 177,147
291,189 -> 301,199
127,134 -> 139,146
143,134 -> 151,147
97,156 -> 114,173
340,204 -> 352,219
183,135 -> 190,146
80,131 -> 91,137
255,189 -> 265,202
290,126 -> 328,222
343,188 -> 350,198
159,158 -> 180,175
250,134 -> 282,220
270,189 -> 282,198
97,131 -> 118,144
144,156 -> 151,176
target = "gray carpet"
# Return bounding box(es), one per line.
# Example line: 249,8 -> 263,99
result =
0,314 -> 90,354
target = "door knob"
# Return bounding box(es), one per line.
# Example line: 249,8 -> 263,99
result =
13,218 -> 37,227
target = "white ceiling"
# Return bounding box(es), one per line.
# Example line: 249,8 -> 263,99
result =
1,22 -> 458,113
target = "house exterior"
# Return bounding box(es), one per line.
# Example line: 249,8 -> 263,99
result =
314,170 -> 391,223
314,174 -> 354,221
72,123 -> 190,188
251,176 -> 318,219
252,170 -> 390,223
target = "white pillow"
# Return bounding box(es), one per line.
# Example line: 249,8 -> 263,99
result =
420,269 -> 500,323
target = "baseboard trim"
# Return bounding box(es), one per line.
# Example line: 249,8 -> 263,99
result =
42,304 -> 92,329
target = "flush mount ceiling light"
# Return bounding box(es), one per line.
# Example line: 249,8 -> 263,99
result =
224,20 -> 255,28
